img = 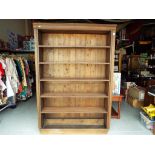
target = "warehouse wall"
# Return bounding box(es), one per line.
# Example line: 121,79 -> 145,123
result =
0,19 -> 31,42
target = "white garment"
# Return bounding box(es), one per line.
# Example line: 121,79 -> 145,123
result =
5,58 -> 19,94
6,76 -> 14,97
0,79 -> 7,91
0,59 -> 6,69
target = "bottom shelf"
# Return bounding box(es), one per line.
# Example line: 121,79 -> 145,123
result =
39,118 -> 108,134
43,125 -> 105,129
42,118 -> 107,130
44,118 -> 104,125
40,128 -> 108,134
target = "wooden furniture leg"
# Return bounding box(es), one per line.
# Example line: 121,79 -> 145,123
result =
117,100 -> 121,119
112,95 -> 123,119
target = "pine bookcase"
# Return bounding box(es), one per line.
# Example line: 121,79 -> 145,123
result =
33,23 -> 116,134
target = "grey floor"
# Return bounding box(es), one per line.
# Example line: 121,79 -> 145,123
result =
0,96 -> 152,135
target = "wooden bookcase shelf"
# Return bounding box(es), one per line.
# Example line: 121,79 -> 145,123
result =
34,23 -> 116,134
41,107 -> 107,114
43,125 -> 106,130
40,78 -> 110,82
40,92 -> 108,98
39,61 -> 110,64
39,45 -> 111,48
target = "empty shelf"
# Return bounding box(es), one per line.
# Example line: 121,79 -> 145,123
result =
39,45 -> 110,48
41,107 -> 107,114
44,118 -> 104,126
40,93 -> 108,98
43,125 -> 105,129
39,61 -> 110,64
40,78 -> 110,82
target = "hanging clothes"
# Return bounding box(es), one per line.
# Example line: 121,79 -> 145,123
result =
0,58 -> 7,105
0,55 -> 34,106
5,57 -> 19,94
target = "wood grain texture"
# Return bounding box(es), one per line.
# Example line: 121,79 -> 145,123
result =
40,78 -> 110,81
39,61 -> 110,64
106,30 -> 116,128
44,119 -> 104,126
34,29 -> 42,129
40,92 -> 108,98
41,107 -> 107,113
34,23 -> 116,133
40,128 -> 108,134
39,45 -> 110,48
33,23 -> 116,31
42,98 -> 106,108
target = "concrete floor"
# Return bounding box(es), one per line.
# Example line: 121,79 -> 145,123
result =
0,96 -> 152,135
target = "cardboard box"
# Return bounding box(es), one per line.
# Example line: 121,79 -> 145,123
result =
129,55 -> 140,70
123,82 -> 136,89
128,86 -> 145,101
113,73 -> 121,95
127,95 -> 144,108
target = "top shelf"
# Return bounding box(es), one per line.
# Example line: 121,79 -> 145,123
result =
38,45 -> 110,48
0,48 -> 34,53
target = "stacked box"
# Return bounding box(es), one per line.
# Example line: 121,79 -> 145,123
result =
140,111 -> 155,130
127,86 -> 145,108
127,96 -> 144,108
128,86 -> 145,101
121,82 -> 136,101
123,82 -> 136,89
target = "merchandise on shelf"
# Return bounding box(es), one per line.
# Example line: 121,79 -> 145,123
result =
128,55 -> 140,71
23,36 -> 34,51
123,81 -> 136,89
140,111 -> 155,130
1,33 -> 34,52
8,31 -> 18,50
114,66 -> 119,72
142,104 -> 155,120
139,53 -> 148,66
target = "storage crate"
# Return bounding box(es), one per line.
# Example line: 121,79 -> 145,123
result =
140,111 -> 155,130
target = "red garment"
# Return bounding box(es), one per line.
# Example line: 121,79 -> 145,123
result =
18,83 -> 23,93
0,62 -> 5,76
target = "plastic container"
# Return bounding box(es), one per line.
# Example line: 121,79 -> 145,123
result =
142,104 -> 155,120
140,111 -> 155,130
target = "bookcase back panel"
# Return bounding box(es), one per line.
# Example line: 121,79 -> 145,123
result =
40,64 -> 109,79
44,113 -> 104,119
41,97 -> 107,121
41,82 -> 108,93
43,118 -> 104,126
42,98 -> 107,107
40,48 -> 110,63
41,33 -> 109,46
